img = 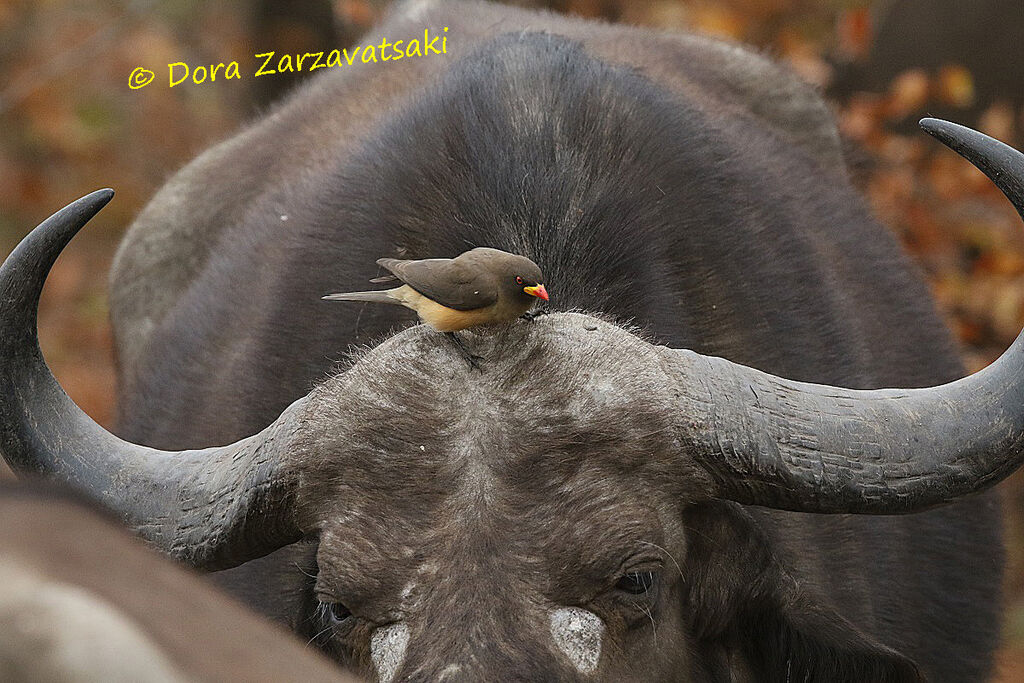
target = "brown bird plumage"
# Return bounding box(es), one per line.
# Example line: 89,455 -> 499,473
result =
322,247 -> 548,332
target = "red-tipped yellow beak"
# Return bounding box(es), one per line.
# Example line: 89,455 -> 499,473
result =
524,284 -> 549,301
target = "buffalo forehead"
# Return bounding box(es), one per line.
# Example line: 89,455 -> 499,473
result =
302,314 -> 685,598
296,314 -> 678,508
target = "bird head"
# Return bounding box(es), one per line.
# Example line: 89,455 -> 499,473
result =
504,255 -> 547,302
469,247 -> 548,305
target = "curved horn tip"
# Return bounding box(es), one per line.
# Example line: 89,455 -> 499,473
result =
71,188 -> 116,216
47,189 -> 116,231
918,118 -> 991,149
918,117 -> 1020,161
89,187 -> 115,200
92,187 -> 115,202
1,188 -> 116,274
4,189 -> 116,260
50,188 -> 116,216
918,117 -> 1024,220
919,117 -> 963,137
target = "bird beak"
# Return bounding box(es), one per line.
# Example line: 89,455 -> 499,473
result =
524,284 -> 549,301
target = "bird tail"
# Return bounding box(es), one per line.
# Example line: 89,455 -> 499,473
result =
321,289 -> 402,305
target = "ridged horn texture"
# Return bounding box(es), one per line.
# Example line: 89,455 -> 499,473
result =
0,190 -> 303,571
669,118 -> 1024,513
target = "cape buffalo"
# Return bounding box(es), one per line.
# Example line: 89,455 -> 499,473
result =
2,1 -> 1023,680
0,481 -> 351,682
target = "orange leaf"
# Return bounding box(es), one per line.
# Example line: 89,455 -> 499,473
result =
937,64 -> 975,109
837,7 -> 872,60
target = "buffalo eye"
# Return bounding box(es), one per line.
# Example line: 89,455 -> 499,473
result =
327,601 -> 353,626
515,275 -> 524,285
616,571 -> 656,595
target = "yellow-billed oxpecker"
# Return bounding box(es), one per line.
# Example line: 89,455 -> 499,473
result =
322,247 -> 549,332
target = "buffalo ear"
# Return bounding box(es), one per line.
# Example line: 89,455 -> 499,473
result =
683,502 -> 923,683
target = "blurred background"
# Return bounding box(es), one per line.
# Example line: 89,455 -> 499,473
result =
1,0 -> 1023,677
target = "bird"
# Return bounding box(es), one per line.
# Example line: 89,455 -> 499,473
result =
322,247 -> 549,332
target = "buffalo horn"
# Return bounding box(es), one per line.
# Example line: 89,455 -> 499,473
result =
669,118 -> 1024,513
0,190 -> 303,570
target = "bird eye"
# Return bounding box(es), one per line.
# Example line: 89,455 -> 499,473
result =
616,571 -> 656,595
516,276 -> 524,285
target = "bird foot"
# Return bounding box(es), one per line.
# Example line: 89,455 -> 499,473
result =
446,332 -> 483,370
521,308 -> 550,322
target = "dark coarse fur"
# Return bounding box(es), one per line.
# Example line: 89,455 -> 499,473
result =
0,481 -> 348,682
108,1 -> 1001,680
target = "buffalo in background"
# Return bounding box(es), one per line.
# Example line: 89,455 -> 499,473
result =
0,481 -> 350,682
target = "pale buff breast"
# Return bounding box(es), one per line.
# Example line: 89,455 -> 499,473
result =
392,285 -> 533,332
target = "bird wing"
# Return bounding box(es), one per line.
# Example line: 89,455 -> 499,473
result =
376,257 -> 497,311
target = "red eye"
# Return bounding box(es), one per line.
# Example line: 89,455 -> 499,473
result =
516,276 -> 524,285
